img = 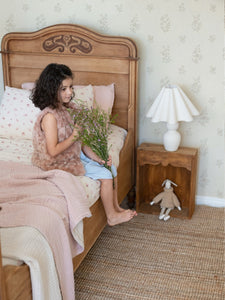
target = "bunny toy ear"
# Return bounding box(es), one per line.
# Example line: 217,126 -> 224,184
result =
162,179 -> 178,187
170,180 -> 178,187
162,179 -> 167,187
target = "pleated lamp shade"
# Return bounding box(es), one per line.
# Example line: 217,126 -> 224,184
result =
146,85 -> 200,151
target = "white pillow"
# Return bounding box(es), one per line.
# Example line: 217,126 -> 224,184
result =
72,85 -> 94,109
0,86 -> 40,140
21,82 -> 35,90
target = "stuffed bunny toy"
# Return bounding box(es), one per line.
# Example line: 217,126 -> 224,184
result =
150,179 -> 181,221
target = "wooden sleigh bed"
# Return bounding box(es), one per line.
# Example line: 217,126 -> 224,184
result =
0,24 -> 138,300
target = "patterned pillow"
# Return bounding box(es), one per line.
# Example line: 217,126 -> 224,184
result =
0,86 -> 40,140
72,85 -> 94,109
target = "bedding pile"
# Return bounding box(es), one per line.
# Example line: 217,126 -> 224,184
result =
0,160 -> 92,300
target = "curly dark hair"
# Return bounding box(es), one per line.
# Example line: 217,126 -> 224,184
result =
30,63 -> 74,110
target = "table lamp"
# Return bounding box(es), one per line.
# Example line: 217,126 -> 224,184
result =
146,84 -> 200,151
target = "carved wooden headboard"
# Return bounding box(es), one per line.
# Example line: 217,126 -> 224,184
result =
1,24 -> 138,147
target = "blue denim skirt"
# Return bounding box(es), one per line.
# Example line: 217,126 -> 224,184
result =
80,151 -> 117,180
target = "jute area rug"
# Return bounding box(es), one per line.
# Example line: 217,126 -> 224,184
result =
74,205 -> 225,300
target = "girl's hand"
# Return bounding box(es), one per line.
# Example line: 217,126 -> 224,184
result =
98,159 -> 105,165
72,124 -> 81,139
106,155 -> 112,167
97,156 -> 111,166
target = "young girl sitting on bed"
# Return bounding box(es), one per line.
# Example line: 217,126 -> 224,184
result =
31,63 -> 137,226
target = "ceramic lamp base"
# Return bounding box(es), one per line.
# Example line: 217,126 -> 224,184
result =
163,123 -> 181,151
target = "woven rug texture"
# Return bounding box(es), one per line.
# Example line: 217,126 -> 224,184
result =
74,205 -> 225,300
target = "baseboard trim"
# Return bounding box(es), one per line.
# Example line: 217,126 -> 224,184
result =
196,195 -> 225,207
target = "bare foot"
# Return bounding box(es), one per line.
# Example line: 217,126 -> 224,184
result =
114,204 -> 138,216
115,205 -> 126,212
107,210 -> 136,226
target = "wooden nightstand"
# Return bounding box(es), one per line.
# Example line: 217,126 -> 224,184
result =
136,143 -> 198,219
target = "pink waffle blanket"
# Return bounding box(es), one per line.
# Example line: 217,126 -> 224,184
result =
0,160 -> 92,300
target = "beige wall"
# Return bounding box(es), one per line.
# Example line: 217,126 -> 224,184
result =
0,0 -> 224,201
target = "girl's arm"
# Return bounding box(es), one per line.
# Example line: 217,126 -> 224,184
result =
41,113 -> 78,157
82,145 -> 104,164
82,145 -> 112,166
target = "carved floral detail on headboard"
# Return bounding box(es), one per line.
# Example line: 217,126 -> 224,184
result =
43,35 -> 92,53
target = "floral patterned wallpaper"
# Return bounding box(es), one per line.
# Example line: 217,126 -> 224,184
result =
0,0 -> 224,202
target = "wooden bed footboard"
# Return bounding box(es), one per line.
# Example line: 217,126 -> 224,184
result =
0,239 -> 7,300
1,265 -> 32,300
0,235 -> 32,300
